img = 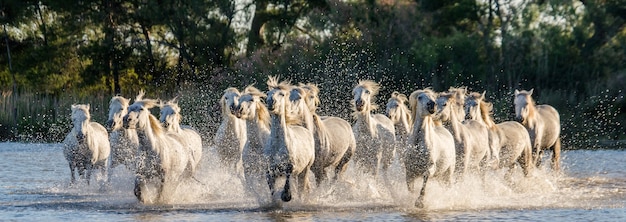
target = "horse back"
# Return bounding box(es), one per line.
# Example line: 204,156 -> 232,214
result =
322,117 -> 356,147
535,105 -> 561,147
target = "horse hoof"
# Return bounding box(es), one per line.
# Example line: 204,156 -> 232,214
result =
415,201 -> 425,208
281,191 -> 292,202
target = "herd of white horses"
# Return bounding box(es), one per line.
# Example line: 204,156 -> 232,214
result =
62,76 -> 562,207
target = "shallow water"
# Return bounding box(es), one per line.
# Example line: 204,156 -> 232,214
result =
1,142 -> 625,221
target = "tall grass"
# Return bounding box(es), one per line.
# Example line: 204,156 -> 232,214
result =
1,90 -> 110,142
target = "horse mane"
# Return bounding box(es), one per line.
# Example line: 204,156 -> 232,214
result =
136,90 -> 146,101
110,96 -> 129,107
447,87 -> 466,106
355,80 -> 381,97
148,114 -> 164,135
267,76 -> 291,91
438,91 -> 456,103
256,99 -> 271,128
243,85 -> 266,98
479,100 -> 497,129
389,91 -> 409,106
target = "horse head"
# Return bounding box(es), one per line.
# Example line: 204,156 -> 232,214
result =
514,89 -> 535,123
409,88 -> 437,119
159,98 -> 181,130
352,80 -> 380,113
124,98 -> 159,131
299,83 -> 320,113
221,87 -> 241,118
266,76 -> 292,115
106,96 -> 130,131
71,104 -> 91,142
465,91 -> 486,121
386,91 -> 410,123
435,92 -> 457,123
235,85 -> 267,120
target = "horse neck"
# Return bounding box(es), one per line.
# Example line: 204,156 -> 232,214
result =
167,116 -> 183,133
524,103 -> 539,127
444,105 -> 465,141
356,110 -> 376,136
246,114 -> 270,146
398,108 -> 412,135
137,115 -> 164,154
411,114 -> 435,150
312,114 -> 330,149
224,114 -> 245,133
300,104 -> 315,131
269,111 -> 289,150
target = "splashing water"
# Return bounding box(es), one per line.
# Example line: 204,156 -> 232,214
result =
1,141 -> 625,220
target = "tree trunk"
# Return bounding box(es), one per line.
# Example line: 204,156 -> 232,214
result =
246,1 -> 269,56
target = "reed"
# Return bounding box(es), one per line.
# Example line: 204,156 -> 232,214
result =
1,90 -> 109,142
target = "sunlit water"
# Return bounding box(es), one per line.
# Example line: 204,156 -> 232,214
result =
1,142 -> 625,221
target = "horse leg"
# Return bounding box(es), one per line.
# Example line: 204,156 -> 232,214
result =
85,162 -> 94,186
134,176 -> 143,202
519,144 -> 533,177
69,162 -> 76,185
416,174 -> 429,208
334,150 -> 353,181
156,176 -> 166,204
266,167 -> 277,200
281,164 -> 293,202
312,165 -> 326,186
551,137 -> 561,171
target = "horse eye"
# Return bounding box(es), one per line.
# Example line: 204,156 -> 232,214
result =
365,90 -> 370,94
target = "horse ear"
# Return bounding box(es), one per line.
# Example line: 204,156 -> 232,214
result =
514,89 -> 520,95
481,91 -> 486,100
86,104 -> 90,110
529,88 -> 534,95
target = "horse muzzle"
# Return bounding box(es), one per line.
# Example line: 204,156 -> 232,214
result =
76,133 -> 85,143
355,100 -> 364,111
427,101 -> 435,114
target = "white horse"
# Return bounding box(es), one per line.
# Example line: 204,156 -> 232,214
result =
264,76 -> 315,202
291,83 -> 355,185
385,91 -> 412,162
406,89 -> 456,207
63,104 -> 110,186
465,92 -> 533,176
351,80 -> 396,177
106,95 -> 139,172
514,89 -> 562,171
214,87 -> 247,174
233,85 -> 271,200
159,99 -> 203,177
123,96 -> 192,204
435,88 -> 490,176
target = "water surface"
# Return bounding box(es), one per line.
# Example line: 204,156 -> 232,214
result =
1,142 -> 625,221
